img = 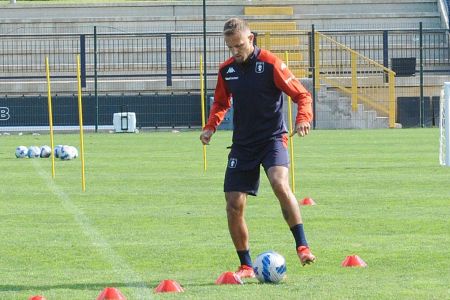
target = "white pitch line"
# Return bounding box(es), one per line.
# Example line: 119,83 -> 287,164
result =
33,161 -> 150,299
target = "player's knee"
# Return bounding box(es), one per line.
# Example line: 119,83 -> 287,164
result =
271,180 -> 290,196
226,200 -> 244,217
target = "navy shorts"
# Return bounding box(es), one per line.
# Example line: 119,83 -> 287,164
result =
224,135 -> 289,196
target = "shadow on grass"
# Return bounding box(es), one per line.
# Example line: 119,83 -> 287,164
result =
0,282 -> 147,292
186,280 -> 261,287
0,279 -> 264,292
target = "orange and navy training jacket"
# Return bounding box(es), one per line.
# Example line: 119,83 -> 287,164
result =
204,47 -> 313,147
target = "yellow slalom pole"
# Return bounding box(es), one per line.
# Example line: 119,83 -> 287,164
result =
76,55 -> 86,192
45,56 -> 56,178
200,55 -> 207,171
285,52 -> 296,193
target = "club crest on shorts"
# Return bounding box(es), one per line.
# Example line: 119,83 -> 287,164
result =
255,62 -> 264,73
228,158 -> 238,168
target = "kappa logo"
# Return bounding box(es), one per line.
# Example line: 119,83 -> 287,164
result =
255,62 -> 265,73
226,67 -> 235,74
228,158 -> 238,168
0,107 -> 10,121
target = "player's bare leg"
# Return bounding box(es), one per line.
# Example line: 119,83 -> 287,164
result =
267,166 -> 316,266
266,166 -> 302,227
225,191 -> 255,277
226,191 -> 248,250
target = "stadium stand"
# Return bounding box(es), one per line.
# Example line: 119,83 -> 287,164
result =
0,0 -> 448,129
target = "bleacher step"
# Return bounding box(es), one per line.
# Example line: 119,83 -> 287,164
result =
244,6 -> 294,16
249,21 -> 297,31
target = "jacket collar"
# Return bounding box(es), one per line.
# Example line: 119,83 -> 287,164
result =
241,46 -> 260,66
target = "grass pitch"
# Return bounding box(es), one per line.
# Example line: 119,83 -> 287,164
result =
0,129 -> 449,299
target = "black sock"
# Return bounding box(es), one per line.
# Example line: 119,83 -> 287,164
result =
290,223 -> 308,248
237,250 -> 252,267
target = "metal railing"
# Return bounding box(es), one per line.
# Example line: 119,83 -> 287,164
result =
314,32 -> 396,128
321,28 -> 450,73
0,27 -> 448,90
0,31 -> 228,79
0,25 -> 448,130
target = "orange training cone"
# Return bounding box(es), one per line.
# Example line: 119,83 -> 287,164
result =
341,255 -> 367,267
96,287 -> 127,300
154,280 -> 184,293
215,271 -> 243,285
29,296 -> 46,300
300,197 -> 316,206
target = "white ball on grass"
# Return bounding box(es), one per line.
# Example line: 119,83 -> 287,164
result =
54,145 -> 64,158
253,251 -> 287,284
27,146 -> 41,158
15,146 -> 28,158
69,146 -> 78,158
40,145 -> 52,158
60,145 -> 77,160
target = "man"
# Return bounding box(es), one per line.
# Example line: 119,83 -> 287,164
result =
199,18 -> 315,278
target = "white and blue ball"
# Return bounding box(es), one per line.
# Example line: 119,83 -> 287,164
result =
15,146 -> 28,158
60,145 -> 77,160
40,145 -> 52,158
70,146 -> 78,158
253,251 -> 287,284
27,146 -> 41,158
54,145 -> 64,158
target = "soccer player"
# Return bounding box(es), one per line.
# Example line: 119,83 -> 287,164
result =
199,18 -> 316,278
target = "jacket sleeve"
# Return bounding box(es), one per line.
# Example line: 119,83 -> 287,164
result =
272,59 -> 313,124
203,71 -> 232,132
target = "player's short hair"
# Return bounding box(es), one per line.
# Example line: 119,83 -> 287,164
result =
223,18 -> 250,36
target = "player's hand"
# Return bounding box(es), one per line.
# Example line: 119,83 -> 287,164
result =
290,122 -> 311,137
200,129 -> 214,145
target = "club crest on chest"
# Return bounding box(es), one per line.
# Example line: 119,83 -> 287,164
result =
255,62 -> 265,74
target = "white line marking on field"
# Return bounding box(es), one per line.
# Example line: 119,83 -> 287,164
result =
32,161 -> 151,299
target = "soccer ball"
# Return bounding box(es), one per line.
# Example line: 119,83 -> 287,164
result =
40,145 -> 52,158
60,145 -> 77,160
54,145 -> 64,158
27,146 -> 41,158
253,251 -> 287,284
15,146 -> 28,158
70,146 -> 79,158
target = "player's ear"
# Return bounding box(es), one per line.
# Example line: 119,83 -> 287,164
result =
248,32 -> 254,44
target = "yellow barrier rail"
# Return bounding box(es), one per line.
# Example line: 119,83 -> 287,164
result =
314,32 -> 397,128
251,28 -> 397,128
